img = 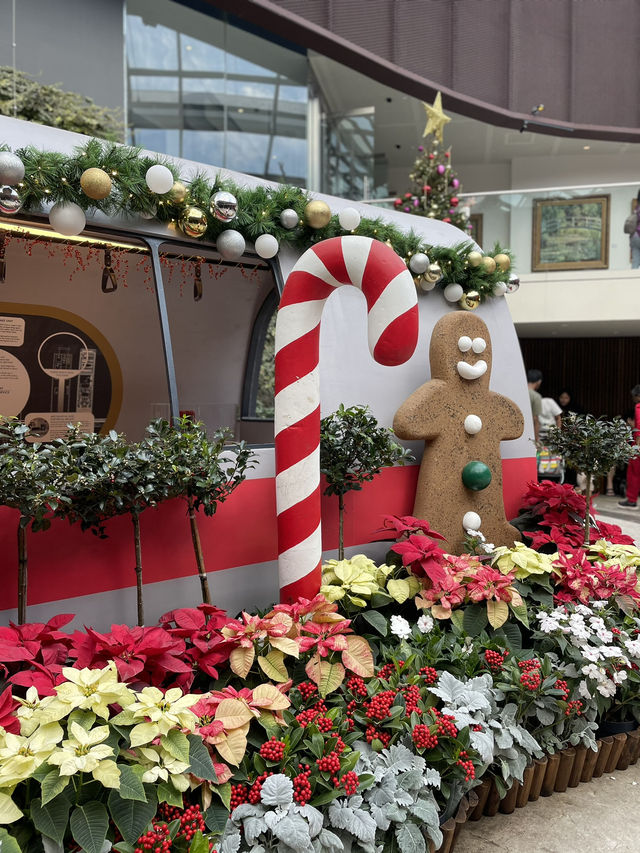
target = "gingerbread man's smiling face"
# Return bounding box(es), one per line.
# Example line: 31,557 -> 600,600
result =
429,312 -> 493,387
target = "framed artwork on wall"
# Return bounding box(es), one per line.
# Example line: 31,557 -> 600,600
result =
532,195 -> 610,271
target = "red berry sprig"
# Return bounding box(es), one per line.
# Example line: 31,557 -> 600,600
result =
518,658 -> 541,672
346,676 -> 368,697
566,699 -> 584,716
554,679 -> 570,701
484,649 -> 508,672
402,684 -> 422,715
293,764 -> 312,805
366,690 -> 396,721
316,751 -> 341,774
520,670 -> 541,691
419,666 -> 438,686
365,725 -> 391,746
135,823 -> 170,853
298,681 -> 318,701
230,784 -> 248,811
412,724 -> 438,749
339,770 -> 359,795
259,737 -> 285,762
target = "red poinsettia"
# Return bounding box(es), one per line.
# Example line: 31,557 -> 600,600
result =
10,660 -> 65,696
390,534 -> 446,581
520,480 -> 587,516
552,549 -> 640,605
374,515 -> 446,541
0,686 -> 20,734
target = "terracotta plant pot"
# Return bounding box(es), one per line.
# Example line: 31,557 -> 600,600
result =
593,736 -> 613,778
516,763 -> 535,807
498,780 -> 519,815
540,752 -> 560,796
468,778 -> 492,820
581,742 -> 601,782
528,756 -> 548,802
627,729 -> 640,766
568,745 -> 587,787
484,779 -> 501,817
554,747 -> 576,793
603,733 -> 627,773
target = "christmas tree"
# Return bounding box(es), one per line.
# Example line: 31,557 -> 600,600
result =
394,92 -> 470,233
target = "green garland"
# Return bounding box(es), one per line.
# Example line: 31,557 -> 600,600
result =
1,138 -> 514,302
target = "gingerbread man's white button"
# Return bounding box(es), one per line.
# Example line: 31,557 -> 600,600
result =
457,336 -> 472,352
464,415 -> 483,434
472,337 -> 487,353
463,511 -> 482,531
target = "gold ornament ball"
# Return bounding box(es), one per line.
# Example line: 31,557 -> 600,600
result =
179,206 -> 208,238
80,167 -> 112,200
170,181 -> 188,203
467,250 -> 483,268
304,200 -> 332,229
424,262 -> 442,283
459,290 -> 481,311
493,252 -> 511,272
481,255 -> 497,274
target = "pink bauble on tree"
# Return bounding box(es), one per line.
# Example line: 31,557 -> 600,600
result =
437,165 -> 446,175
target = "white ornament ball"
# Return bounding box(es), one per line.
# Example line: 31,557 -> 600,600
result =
49,202 -> 86,237
464,414 -> 483,435
409,252 -> 430,274
463,511 -> 482,531
338,206 -> 361,231
0,152 -> 25,186
145,164 -> 174,195
216,229 -> 246,261
254,233 -> 279,259
419,277 -> 436,292
280,208 -> 299,229
493,280 -> 508,296
444,282 -> 464,302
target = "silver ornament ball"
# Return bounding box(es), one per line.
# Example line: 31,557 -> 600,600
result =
0,185 -> 23,215
506,274 -> 520,293
409,252 -> 430,274
0,152 -> 25,186
280,208 -> 299,229
216,229 -> 246,261
210,190 -> 238,222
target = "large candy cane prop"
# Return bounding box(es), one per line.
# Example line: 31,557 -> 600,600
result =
275,235 -> 419,602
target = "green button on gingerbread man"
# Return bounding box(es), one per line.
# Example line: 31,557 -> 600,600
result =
393,311 -> 524,554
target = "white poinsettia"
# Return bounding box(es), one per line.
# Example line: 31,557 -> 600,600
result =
16,687 -> 64,735
126,687 -> 198,746
55,662 -> 134,719
0,722 -> 64,788
48,722 -> 119,787
136,745 -> 191,791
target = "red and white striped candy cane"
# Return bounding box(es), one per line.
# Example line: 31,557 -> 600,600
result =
275,235 -> 419,603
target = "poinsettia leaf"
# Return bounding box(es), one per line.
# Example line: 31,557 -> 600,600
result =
487,600 -> 509,629
203,802 -> 230,834
310,659 -> 345,697
187,734 -> 218,782
41,770 -> 71,806
70,802 -> 109,853
215,728 -> 248,766
360,610 -> 388,636
116,765 -> 147,802
108,788 -> 157,845
0,828 -> 23,853
162,730 -> 190,764
342,635 -> 374,678
257,650 -> 289,683
30,796 -> 69,841
229,645 -> 255,679
214,698 -> 254,728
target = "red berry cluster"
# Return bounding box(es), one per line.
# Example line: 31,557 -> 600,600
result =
378,660 -> 405,681
260,737 -> 285,762
401,684 -> 422,715
433,709 -> 458,737
293,764 -> 312,805
346,676 -> 368,696
177,804 -> 206,843
316,716 -> 333,732
296,700 -> 328,728
298,681 -> 318,701
333,736 -> 346,754
346,699 -> 357,732
365,725 -> 391,746
230,783 -> 248,811
157,803 -> 183,823
472,724 -> 483,732
419,666 -> 438,686
248,771 -> 273,804
366,690 -> 396,721
135,824 -> 171,853
484,649 -> 508,672
554,679 -> 570,701
566,699 -> 584,716
520,670 -> 541,691
317,751 -> 341,773
611,627 -> 621,635
456,751 -> 475,782
518,658 -> 541,671
339,771 -> 359,795
412,724 -> 439,749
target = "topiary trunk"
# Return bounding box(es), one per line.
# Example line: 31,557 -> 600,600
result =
131,510 -> 144,626
17,518 -> 28,625
188,498 -> 211,604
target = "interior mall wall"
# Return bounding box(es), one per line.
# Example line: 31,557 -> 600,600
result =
0,0 -> 125,111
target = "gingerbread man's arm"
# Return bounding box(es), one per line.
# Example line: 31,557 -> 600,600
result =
393,379 -> 448,440
490,391 -> 525,441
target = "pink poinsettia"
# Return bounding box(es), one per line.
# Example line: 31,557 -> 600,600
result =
553,550 -> 640,605
390,534 -> 446,581
416,571 -> 466,616
466,567 -> 516,603
297,620 -> 352,656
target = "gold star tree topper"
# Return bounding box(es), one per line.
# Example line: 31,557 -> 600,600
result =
422,92 -> 451,142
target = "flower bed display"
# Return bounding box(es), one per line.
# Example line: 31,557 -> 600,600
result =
1,480 -> 640,853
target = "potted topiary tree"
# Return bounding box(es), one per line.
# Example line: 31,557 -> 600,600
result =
544,414 -> 639,546
0,419 -> 72,623
320,404 -> 413,560
145,417 -> 255,604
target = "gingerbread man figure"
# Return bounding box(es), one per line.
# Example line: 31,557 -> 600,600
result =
393,311 -> 524,554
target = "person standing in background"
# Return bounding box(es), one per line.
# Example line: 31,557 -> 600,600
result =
619,384 -> 640,508
628,191 -> 640,269
527,369 -> 543,443
539,395 -> 562,438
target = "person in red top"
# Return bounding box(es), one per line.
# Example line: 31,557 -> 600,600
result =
619,384 -> 640,507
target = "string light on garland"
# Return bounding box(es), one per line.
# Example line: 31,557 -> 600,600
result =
80,167 -> 112,200
0,152 -> 25,186
145,164 -> 174,194
0,185 -> 23,215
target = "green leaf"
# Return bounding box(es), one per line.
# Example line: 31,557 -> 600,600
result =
361,609 -> 388,636
500,620 -> 522,651
203,803 -> 230,834
157,781 -> 184,809
187,733 -> 218,782
309,788 -> 341,807
462,603 -> 488,636
189,831 -> 210,853
213,782 -> 231,811
108,789 -> 157,845
116,765 -> 147,802
450,609 -> 464,631
30,796 -> 70,844
0,828 -> 23,853
162,729 -> 190,764
41,769 -> 70,806
509,601 -> 529,628
70,802 -> 109,853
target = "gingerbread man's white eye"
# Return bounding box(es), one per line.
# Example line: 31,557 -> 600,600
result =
458,336 -> 472,352
472,337 -> 486,353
